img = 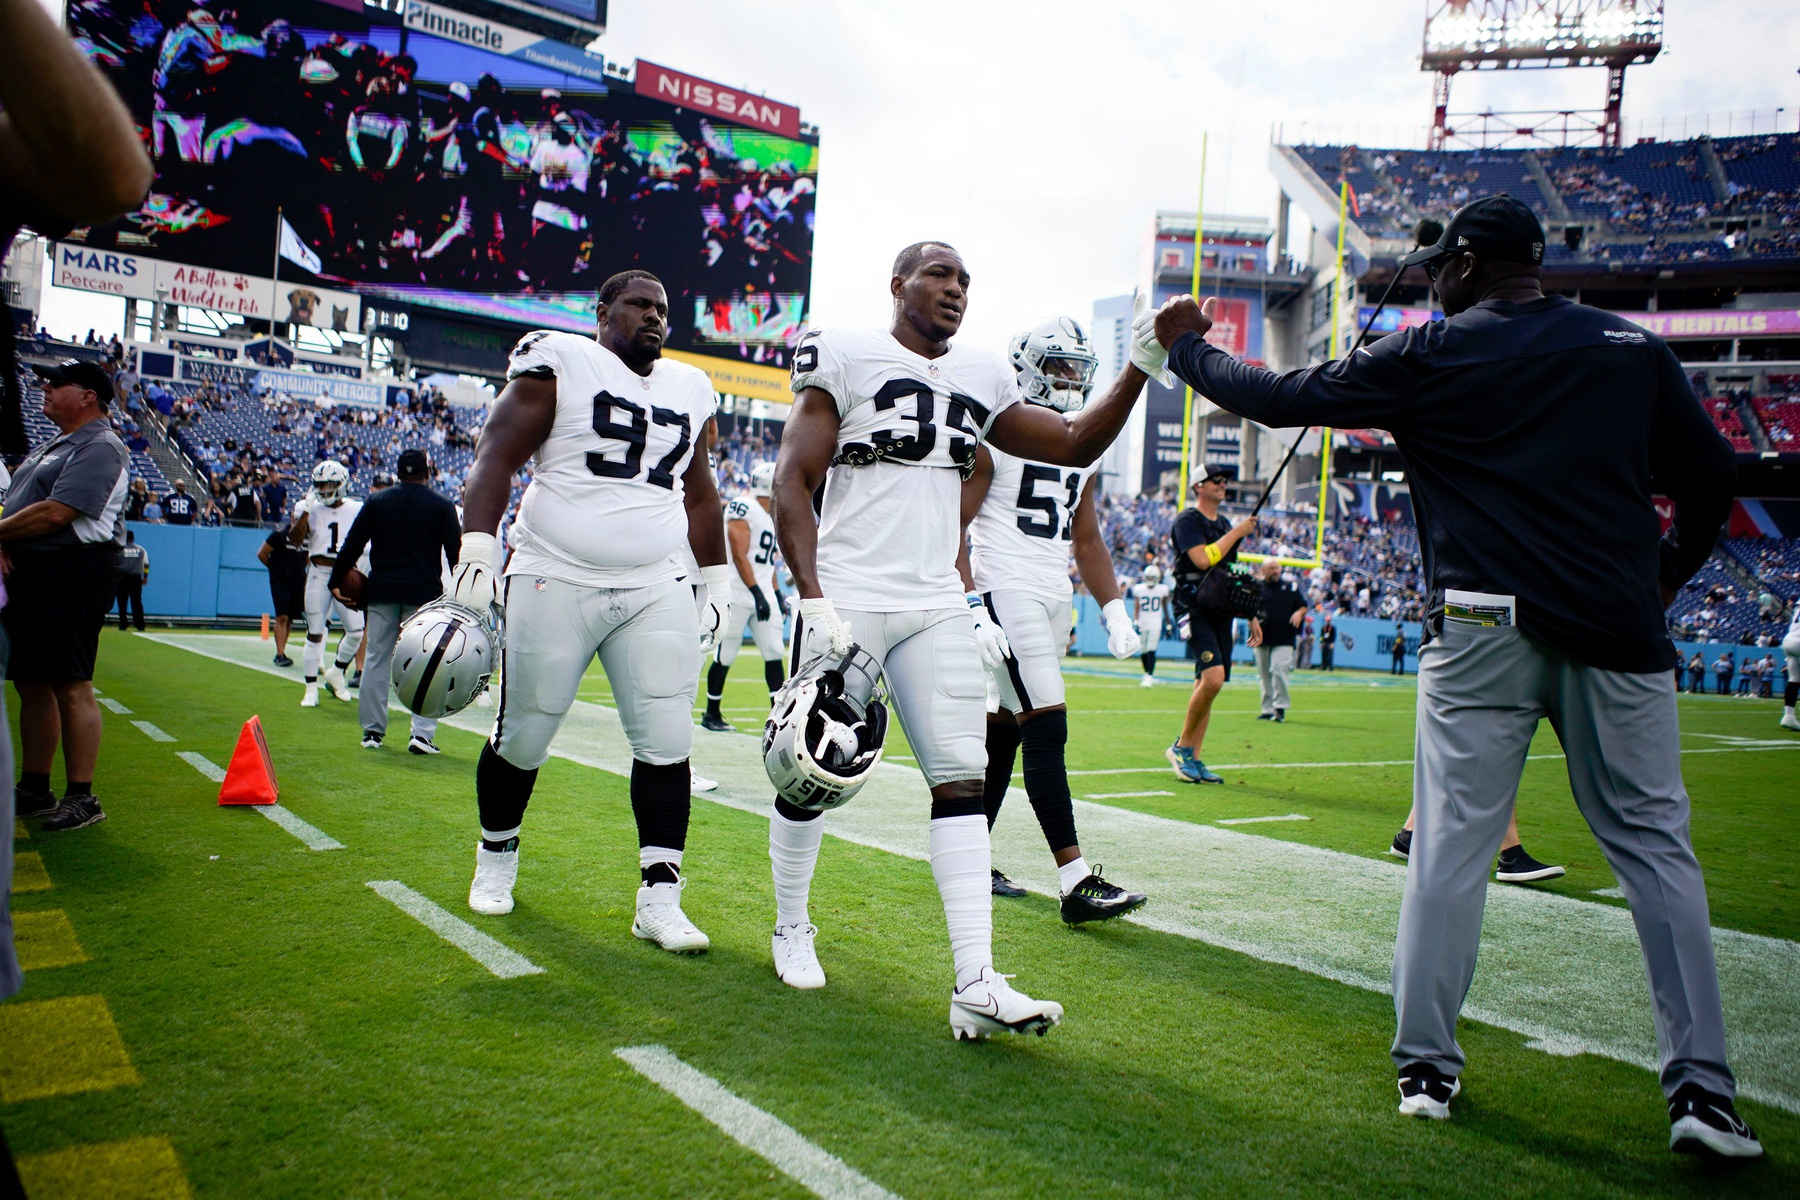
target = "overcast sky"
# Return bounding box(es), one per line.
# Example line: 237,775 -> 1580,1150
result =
37,0 -> 1800,352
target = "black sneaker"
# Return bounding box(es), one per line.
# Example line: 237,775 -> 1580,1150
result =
407,735 -> 440,756
15,783 -> 59,819
1060,866 -> 1148,925
1389,827 -> 1412,859
273,654 -> 294,667
700,712 -> 734,733
42,795 -> 106,831
990,868 -> 1027,898
1397,1061 -> 1460,1120
1256,712 -> 1274,721
347,670 -> 363,689
1669,1083 -> 1762,1157
361,730 -> 383,750
1495,845 -> 1565,883
1273,709 -> 1286,723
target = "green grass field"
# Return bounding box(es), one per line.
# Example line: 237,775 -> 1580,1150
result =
5,629 -> 1798,1198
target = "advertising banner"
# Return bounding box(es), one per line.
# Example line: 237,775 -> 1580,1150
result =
634,60 -> 801,139
1627,309 -> 1800,340
53,244 -> 363,330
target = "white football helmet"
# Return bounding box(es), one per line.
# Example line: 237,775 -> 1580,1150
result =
1009,317 -> 1099,413
751,461 -> 777,498
312,460 -> 350,505
393,599 -> 499,718
1142,564 -> 1163,586
763,644 -> 888,812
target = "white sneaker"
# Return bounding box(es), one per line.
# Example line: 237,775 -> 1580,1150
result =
1140,675 -> 1154,688
632,880 -> 709,953
468,844 -> 519,915
324,664 -> 353,701
300,684 -> 320,708
949,966 -> 1063,1040
690,772 -> 719,793
772,922 -> 825,989
1781,711 -> 1800,731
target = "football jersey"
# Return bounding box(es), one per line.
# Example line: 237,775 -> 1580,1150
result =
725,495 -> 778,596
294,494 -> 364,561
792,327 -> 1021,611
1130,581 -> 1172,634
504,331 -> 718,587
1788,604 -> 1800,641
969,446 -> 1093,602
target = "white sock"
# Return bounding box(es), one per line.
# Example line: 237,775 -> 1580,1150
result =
480,825 -> 520,846
770,808 -> 824,928
335,627 -> 363,666
1057,855 -> 1091,896
303,637 -> 322,680
1787,706 -> 1795,718
639,846 -> 682,876
929,814 -> 992,988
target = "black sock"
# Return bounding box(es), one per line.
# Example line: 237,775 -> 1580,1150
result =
1787,681 -> 1798,707
983,720 -> 1022,829
476,741 -> 538,835
642,861 -> 680,886
20,772 -> 49,794
764,658 -> 785,696
480,835 -> 519,853
1141,651 -> 1156,675
705,661 -> 729,715
1020,709 -> 1077,854
631,759 -> 691,868
65,781 -> 93,798
774,796 -> 822,823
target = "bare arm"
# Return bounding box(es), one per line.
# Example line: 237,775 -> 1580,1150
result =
1070,478 -> 1123,607
954,444 -> 995,592
0,499 -> 79,543
256,541 -> 272,566
727,517 -> 756,588
986,364 -> 1147,467
771,387 -> 841,599
0,0 -> 153,223
462,375 -> 556,535
1181,517 -> 1258,570
287,510 -> 310,547
682,422 -> 726,569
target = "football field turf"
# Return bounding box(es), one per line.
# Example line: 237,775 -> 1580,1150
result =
5,629 -> 1797,1198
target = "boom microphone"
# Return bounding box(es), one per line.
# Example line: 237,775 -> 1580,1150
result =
1414,217 -> 1444,250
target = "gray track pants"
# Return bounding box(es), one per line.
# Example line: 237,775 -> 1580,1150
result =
361,602 -> 438,744
1254,644 -> 1294,714
1392,622 -> 1736,1099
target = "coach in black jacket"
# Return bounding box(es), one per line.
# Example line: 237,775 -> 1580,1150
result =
330,448 -> 460,754
1144,194 -> 1758,1156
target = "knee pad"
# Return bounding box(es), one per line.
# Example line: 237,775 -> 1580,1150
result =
629,758 -> 691,852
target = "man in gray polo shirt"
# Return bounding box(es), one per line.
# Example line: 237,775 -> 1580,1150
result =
0,359 -> 130,832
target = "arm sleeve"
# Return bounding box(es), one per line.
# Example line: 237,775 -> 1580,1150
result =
1649,341 -> 1736,592
789,328 -> 853,417
329,509 -> 373,591
1166,331 -> 1419,430
47,437 -> 128,518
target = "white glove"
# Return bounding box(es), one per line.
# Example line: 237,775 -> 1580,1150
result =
797,596 -> 854,662
699,564 -> 733,656
449,532 -> 499,613
1102,598 -> 1143,659
1130,303 -> 1176,388
967,592 -> 1011,671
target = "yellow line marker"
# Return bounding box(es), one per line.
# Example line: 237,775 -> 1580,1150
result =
17,1136 -> 193,1200
13,850 -> 51,892
0,995 -> 141,1102
14,909 -> 90,971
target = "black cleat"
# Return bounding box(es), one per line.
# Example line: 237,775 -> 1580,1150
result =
347,670 -> 363,689
42,795 -> 106,832
1273,709 -> 1286,723
15,783 -> 59,819
1397,1061 -> 1460,1119
1669,1083 -> 1763,1158
700,712 -> 734,733
1060,866 -> 1148,924
1389,827 -> 1412,859
1495,845 -> 1565,883
990,868 -> 1027,898
273,654 -> 294,667
1256,712 -> 1274,721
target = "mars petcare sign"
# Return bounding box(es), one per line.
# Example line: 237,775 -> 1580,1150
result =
635,60 -> 799,138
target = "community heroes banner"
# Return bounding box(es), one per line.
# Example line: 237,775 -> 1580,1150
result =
62,0 -> 817,374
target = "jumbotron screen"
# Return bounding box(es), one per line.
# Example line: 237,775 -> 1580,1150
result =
62,0 -> 817,368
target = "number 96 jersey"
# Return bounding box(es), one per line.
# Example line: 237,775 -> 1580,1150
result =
505,330 -> 718,588
793,328 -> 1020,611
969,447 -> 1092,603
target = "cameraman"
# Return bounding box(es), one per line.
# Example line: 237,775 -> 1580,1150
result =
1165,467 -> 1258,784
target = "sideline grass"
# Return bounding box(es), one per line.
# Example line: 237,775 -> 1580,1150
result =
2,631 -> 1795,1198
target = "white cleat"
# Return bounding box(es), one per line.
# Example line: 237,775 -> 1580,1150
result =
632,880 -> 709,953
300,684 -> 320,708
690,772 -> 719,793
1140,675 -> 1155,688
1781,711 -> 1800,732
772,922 -> 826,989
468,844 -> 519,915
324,664 -> 353,701
949,967 -> 1063,1040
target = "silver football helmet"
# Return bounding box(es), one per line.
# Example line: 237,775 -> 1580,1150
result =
393,599 -> 499,718
750,460 -> 777,498
762,644 -> 888,812
312,459 -> 350,505
1009,317 -> 1099,413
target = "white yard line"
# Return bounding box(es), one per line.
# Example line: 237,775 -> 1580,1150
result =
98,698 -> 132,714
175,751 -> 226,782
174,749 -> 342,850
147,633 -> 1800,1115
615,1045 -> 900,1200
1086,790 -> 1174,799
366,881 -> 544,979
130,721 -> 176,743
1218,814 -> 1312,825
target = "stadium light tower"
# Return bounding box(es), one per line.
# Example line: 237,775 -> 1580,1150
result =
1422,0 -> 1664,149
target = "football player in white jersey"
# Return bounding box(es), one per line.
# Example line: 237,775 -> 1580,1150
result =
1130,564 -> 1173,686
701,461 -> 786,731
288,461 -> 367,707
1781,602 -> 1800,731
957,317 -> 1149,923
450,270 -> 730,952
767,243 -> 1152,1038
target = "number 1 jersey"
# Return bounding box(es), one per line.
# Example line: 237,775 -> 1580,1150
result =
505,330 -> 718,588
792,328 -> 1021,611
969,447 -> 1093,602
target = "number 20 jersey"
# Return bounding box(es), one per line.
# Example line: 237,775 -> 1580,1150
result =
969,446 -> 1093,603
505,331 -> 719,588
792,328 -> 1021,611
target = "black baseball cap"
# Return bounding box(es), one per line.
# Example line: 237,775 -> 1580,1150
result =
31,359 -> 114,405
396,448 -> 430,477
1401,194 -> 1546,269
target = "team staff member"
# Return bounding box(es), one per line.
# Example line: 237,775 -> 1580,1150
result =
257,523 -> 307,667
115,528 -> 148,631
1319,615 -> 1337,670
329,448 -> 461,755
1147,194 -> 1757,1156
1253,561 -> 1305,722
1,359 -> 131,833
1165,468 -> 1257,784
